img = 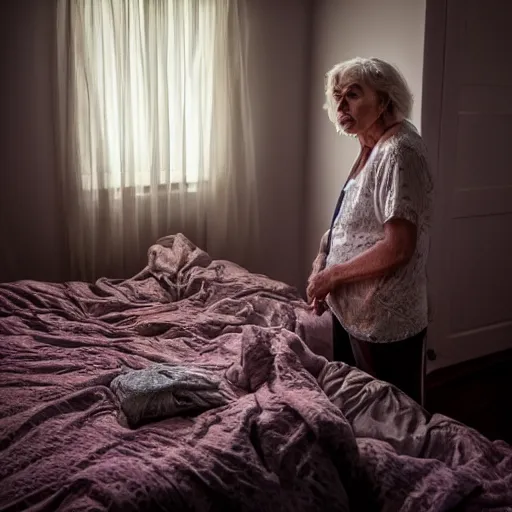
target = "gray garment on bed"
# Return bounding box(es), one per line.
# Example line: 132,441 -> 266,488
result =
110,364 -> 231,427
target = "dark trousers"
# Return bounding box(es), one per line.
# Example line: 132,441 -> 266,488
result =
332,314 -> 426,406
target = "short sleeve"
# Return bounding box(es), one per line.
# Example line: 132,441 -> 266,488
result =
375,146 -> 430,226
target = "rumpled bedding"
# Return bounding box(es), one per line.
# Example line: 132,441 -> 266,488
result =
0,233 -> 511,511
320,363 -> 512,511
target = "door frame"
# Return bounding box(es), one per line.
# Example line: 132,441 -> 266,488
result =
422,0 -> 512,372
422,0 -> 448,373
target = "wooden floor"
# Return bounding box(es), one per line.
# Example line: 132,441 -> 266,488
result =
425,349 -> 512,445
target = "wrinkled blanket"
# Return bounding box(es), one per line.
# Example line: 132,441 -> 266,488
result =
1,233 -> 511,511
320,363 -> 512,511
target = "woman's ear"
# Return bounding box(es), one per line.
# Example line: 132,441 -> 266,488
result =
378,95 -> 392,118
377,92 -> 389,112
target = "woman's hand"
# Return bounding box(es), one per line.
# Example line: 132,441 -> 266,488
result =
307,272 -> 328,315
307,267 -> 337,303
307,253 -> 326,301
311,298 -> 327,316
306,230 -> 331,312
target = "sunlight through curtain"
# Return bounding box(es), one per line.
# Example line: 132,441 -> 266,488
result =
55,0 -> 258,280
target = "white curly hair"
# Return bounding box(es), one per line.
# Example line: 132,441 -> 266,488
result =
324,57 -> 413,134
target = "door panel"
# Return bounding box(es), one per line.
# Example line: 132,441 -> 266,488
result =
461,0 -> 512,85
427,0 -> 512,370
449,214 -> 512,332
455,114 -> 512,190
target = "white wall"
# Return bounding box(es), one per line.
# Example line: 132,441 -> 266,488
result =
303,0 -> 426,282
0,0 -> 65,283
245,0 -> 313,289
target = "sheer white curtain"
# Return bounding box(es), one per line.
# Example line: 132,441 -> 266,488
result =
55,0 -> 258,280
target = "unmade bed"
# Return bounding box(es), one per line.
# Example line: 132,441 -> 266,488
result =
1,234 -> 511,511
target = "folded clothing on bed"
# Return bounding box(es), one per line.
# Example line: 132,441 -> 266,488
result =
110,364 -> 232,427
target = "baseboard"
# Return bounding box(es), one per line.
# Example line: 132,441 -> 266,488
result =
426,321 -> 512,374
426,346 -> 512,389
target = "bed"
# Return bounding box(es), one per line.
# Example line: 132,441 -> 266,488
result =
1,233 -> 511,511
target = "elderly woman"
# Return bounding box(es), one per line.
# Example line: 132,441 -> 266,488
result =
307,57 -> 433,405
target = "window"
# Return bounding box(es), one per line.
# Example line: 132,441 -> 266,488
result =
69,0 -> 221,191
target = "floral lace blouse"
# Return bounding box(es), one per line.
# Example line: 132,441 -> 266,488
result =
325,120 -> 433,343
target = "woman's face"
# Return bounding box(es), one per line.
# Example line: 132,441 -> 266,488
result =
332,81 -> 385,135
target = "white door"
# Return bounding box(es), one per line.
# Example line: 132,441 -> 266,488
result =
425,0 -> 512,371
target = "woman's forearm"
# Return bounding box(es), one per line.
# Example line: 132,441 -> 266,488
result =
330,220 -> 416,286
310,230 -> 330,277
330,240 -> 406,285
318,230 -> 330,255
311,252 -> 326,276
